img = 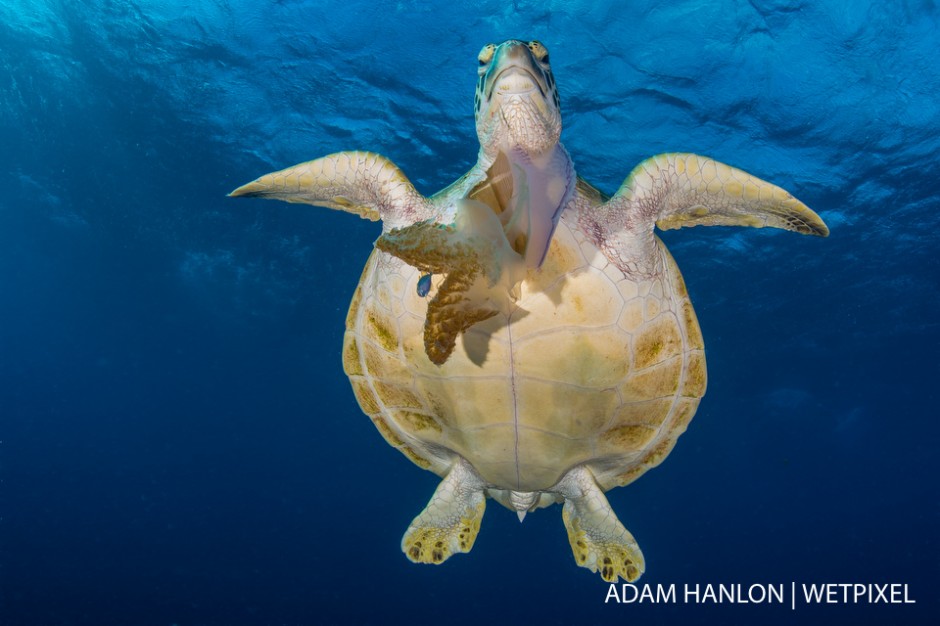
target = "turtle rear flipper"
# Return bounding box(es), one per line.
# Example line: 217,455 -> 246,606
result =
556,465 -> 645,583
402,458 -> 486,564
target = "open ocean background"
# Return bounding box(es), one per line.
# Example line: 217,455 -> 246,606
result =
2,1 -> 938,624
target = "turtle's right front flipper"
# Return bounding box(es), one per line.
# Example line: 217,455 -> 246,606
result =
228,151 -> 434,230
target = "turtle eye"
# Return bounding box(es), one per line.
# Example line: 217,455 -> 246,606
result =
528,40 -> 550,64
477,44 -> 495,67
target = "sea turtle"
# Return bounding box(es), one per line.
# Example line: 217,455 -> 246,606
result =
230,39 -> 828,582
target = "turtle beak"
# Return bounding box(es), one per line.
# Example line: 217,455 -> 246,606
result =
492,66 -> 543,97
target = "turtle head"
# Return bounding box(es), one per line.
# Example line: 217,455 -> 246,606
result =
474,40 -> 561,157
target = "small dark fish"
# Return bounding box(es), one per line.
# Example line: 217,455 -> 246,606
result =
417,273 -> 432,297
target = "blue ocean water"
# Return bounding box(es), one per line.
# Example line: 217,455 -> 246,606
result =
2,0 -> 938,624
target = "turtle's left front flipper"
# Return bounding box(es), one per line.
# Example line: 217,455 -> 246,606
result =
375,199 -> 526,365
229,151 -> 434,230
585,153 -> 828,272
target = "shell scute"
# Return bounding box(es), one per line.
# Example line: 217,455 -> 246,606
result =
514,327 -> 630,388
373,380 -> 424,410
419,378 -> 514,431
608,398 -> 674,430
619,355 -> 683,400
666,397 -> 699,436
393,409 -> 443,434
350,377 -> 381,415
515,378 -> 618,439
682,301 -> 704,350
342,334 -> 363,377
512,269 -> 624,336
632,315 -> 683,370
617,299 -> 645,333
600,424 -> 658,453
365,308 -> 400,353
681,351 -> 707,398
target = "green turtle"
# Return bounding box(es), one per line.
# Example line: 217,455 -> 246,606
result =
230,39 -> 828,582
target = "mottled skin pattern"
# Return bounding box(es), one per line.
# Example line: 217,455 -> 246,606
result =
230,40 -> 828,582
